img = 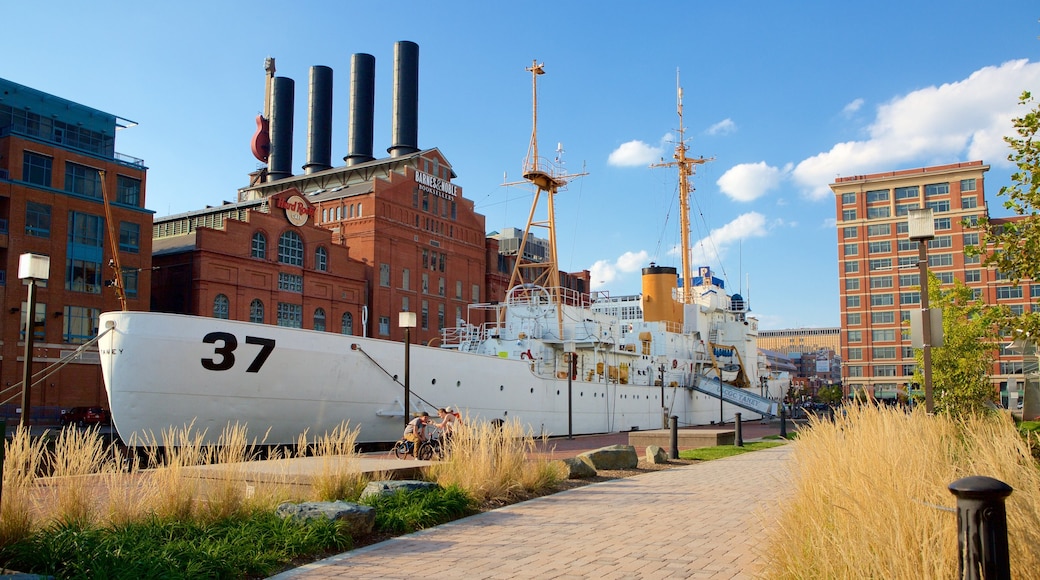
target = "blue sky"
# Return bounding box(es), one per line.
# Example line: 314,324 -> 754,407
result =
3,1 -> 1038,330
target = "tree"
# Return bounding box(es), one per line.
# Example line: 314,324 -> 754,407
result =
912,274 -> 1006,415
973,91 -> 1040,338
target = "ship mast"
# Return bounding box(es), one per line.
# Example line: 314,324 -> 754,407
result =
506,61 -> 585,334
651,72 -> 712,303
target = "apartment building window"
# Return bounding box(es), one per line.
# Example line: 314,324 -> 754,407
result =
895,203 -> 918,216
874,365 -> 897,376
841,192 -> 856,204
895,186 -> 919,199
997,286 -> 1024,300
936,272 -> 955,284
843,226 -> 858,239
844,261 -> 859,273
897,240 -> 918,252
63,306 -> 99,344
925,200 -> 951,213
122,267 -> 138,298
342,312 -> 354,335
250,299 -> 264,323
872,329 -> 896,342
25,202 -> 51,237
964,253 -> 981,265
119,222 -> 140,253
213,294 -> 230,319
845,279 -> 860,291
873,347 -> 897,359
379,263 -> 391,287
844,244 -> 858,256
867,206 -> 891,219
869,258 -> 892,271
378,315 -> 389,335
23,151 -> 52,186
314,308 -> 326,331
962,232 -> 979,246
402,268 -> 410,290
846,296 -> 861,308
961,196 -> 978,209
866,189 -> 889,202
116,175 -> 141,206
1000,361 -> 1024,375
278,231 -> 304,266
1010,304 -> 1026,315
252,232 -> 266,259
900,291 -> 921,305
847,348 -> 862,360
898,256 -> 917,268
846,313 -> 861,325
871,311 -> 895,324
899,273 -> 920,287
847,330 -> 862,342
965,270 -> 981,283
278,273 -> 303,292
896,222 -> 909,235
972,288 -> 984,299
928,235 -> 952,249
868,241 -> 891,254
867,224 -> 890,236
924,182 -> 950,197
65,162 -> 102,198
842,209 -> 856,221
902,364 -> 917,376
901,311 -> 912,323
871,294 -> 894,307
1031,285 -> 1040,299
847,366 -> 863,377
19,302 -> 46,340
934,218 -> 951,230
315,247 -> 327,272
928,254 -> 953,267
902,346 -> 915,358
870,276 -> 893,289
960,178 -> 977,192
67,211 -> 103,293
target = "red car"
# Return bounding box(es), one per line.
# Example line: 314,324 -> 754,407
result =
60,406 -> 111,427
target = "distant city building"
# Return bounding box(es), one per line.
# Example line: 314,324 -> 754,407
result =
758,327 -> 841,356
490,227 -> 549,263
0,77 -> 152,419
831,161 -> 1031,404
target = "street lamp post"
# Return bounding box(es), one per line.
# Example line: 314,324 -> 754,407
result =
908,208 -> 936,413
399,312 -> 417,426
18,254 -> 50,428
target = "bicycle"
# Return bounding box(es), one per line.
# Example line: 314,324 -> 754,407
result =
391,437 -> 436,460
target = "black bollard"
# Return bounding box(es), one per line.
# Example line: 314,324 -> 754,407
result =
735,412 -> 743,447
669,415 -> 679,460
948,476 -> 1012,580
779,406 -> 787,439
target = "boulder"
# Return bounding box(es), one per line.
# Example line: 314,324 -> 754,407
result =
646,445 -> 669,464
557,457 -> 597,479
578,444 -> 638,470
359,479 -> 439,501
276,501 -> 375,537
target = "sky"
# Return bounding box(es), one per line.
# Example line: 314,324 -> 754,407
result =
2,1 -> 1038,330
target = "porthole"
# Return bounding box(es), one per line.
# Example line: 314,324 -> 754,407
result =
393,374 -> 398,381
530,388 -> 534,394
500,385 -> 504,391
456,381 -> 461,387
556,390 -> 560,395
431,378 -> 437,385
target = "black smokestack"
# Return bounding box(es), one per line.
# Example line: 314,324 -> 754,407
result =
387,40 -> 419,157
267,76 -> 295,182
345,53 -> 376,166
303,65 -> 333,174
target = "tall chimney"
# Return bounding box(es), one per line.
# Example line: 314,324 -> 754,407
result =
345,53 -> 376,166
303,65 -> 333,174
267,76 -> 295,182
387,40 -> 419,157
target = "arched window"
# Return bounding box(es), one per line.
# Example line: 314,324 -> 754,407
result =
213,294 -> 229,319
251,232 -> 266,259
341,312 -> 353,335
356,202 -> 362,217
314,308 -> 326,332
278,230 -> 304,265
315,246 -> 328,272
249,299 -> 264,324
349,204 -> 354,218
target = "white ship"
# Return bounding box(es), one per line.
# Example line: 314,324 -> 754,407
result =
97,64 -> 777,445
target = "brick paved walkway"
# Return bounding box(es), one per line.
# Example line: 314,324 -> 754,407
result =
271,444 -> 794,579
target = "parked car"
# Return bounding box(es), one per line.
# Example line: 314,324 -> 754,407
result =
60,406 -> 111,427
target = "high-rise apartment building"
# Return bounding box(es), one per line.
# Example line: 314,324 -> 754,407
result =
832,161 -> 1030,404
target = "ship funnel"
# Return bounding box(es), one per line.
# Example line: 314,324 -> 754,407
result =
641,265 -> 683,327
345,53 -> 376,166
267,76 -> 295,182
387,40 -> 419,157
303,65 -> 333,174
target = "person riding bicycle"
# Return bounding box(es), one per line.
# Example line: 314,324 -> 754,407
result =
435,407 -> 459,441
402,412 -> 430,456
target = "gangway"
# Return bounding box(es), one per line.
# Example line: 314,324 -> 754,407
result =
690,374 -> 778,418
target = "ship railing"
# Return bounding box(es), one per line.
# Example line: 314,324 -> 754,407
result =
506,285 -> 592,308
440,321 -> 500,351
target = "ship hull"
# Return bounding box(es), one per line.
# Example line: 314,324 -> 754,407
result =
98,311 -> 739,445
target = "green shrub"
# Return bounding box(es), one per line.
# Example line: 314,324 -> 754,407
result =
360,485 -> 475,534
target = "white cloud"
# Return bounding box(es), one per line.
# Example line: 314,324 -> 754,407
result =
589,250 -> 651,290
842,98 -> 864,116
716,161 -> 785,202
589,259 -> 618,288
616,250 -> 649,272
669,212 -> 769,265
706,118 -> 736,136
607,139 -> 665,166
793,59 -> 1040,200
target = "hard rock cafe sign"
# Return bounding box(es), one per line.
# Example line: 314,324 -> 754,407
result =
276,194 -> 314,226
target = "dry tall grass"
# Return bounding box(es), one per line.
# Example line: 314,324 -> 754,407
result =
763,404 -> 1040,579
425,418 -> 566,502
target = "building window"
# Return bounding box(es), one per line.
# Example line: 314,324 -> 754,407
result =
315,246 -> 328,272
870,294 -> 894,307
472,284 -> 480,303
276,303 -> 303,328
250,299 -> 264,324
63,306 -> 99,344
25,202 -> 51,238
845,279 -> 860,291
842,209 -> 856,221
870,276 -> 893,289
872,329 -> 897,342
868,241 -> 891,254
924,182 -> 950,197
214,294 -> 230,319
846,313 -> 861,325
925,200 -> 950,213
455,280 -> 463,299
894,186 -> 918,199
936,272 -> 954,284
421,300 -> 429,330
278,230 -> 304,266
933,218 -> 951,231
18,302 -> 46,340
868,259 -> 892,271
867,206 -> 890,219
844,261 -> 859,274
964,253 -> 980,265
119,222 -> 140,253
378,316 -> 390,336
64,162 -> 102,198
380,263 -> 391,287
928,254 -> 953,267
341,312 -> 354,335
422,273 -> 429,294
866,224 -> 890,236
122,267 -> 139,298
23,151 -> 52,187
961,196 -> 978,209
846,296 -> 861,308
962,232 -> 979,246
874,365 -> 897,377
847,348 -> 862,360
895,203 -> 918,217
314,308 -> 326,331
899,273 -> 920,287
871,311 -> 895,324
278,272 -> 303,292
960,178 -> 977,192
897,239 -> 918,252
847,330 -> 862,342
843,226 -> 857,239
900,291 -> 921,305
438,277 -> 445,297
841,192 -> 856,204
997,286 -> 1024,300
66,259 -> 102,293
844,244 -> 858,256
252,232 -> 267,259
402,268 -> 410,290
437,304 -> 445,330
116,175 -> 141,206
965,270 -> 981,283
866,189 -> 889,203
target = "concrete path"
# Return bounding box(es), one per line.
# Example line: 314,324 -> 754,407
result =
271,444 -> 794,579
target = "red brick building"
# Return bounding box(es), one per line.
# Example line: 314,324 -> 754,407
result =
0,78 -> 152,420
